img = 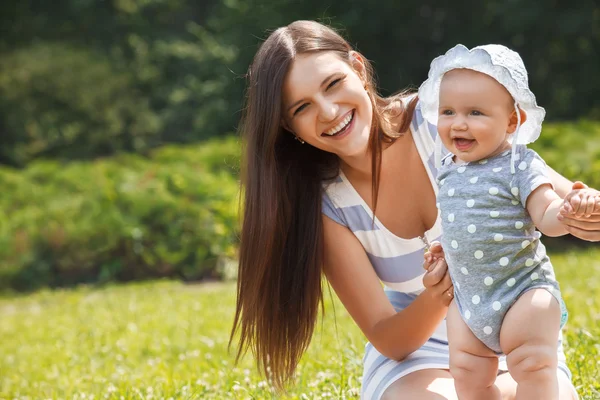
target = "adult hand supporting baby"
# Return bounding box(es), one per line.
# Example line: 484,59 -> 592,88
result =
558,181 -> 600,242
423,242 -> 454,306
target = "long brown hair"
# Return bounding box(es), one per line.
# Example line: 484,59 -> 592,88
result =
230,20 -> 418,390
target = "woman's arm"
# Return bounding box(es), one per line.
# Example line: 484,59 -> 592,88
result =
546,166 -> 574,198
322,215 -> 452,361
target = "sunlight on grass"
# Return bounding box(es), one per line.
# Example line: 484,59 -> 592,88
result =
0,248 -> 598,399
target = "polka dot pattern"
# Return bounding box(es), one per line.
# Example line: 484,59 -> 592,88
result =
436,147 -> 562,351
515,221 -> 524,229
525,258 -> 534,267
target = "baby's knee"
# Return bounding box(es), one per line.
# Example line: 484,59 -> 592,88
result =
506,343 -> 557,381
450,351 -> 497,384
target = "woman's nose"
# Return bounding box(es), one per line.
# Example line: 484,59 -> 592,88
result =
317,99 -> 339,123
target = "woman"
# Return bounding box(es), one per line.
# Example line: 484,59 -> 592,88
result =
230,20 -> 600,399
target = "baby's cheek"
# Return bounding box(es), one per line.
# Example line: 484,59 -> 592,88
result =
437,123 -> 452,143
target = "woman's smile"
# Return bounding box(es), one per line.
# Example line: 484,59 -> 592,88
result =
321,109 -> 355,139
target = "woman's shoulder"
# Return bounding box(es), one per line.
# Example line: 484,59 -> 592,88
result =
321,175 -> 349,226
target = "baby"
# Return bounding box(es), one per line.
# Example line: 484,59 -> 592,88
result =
418,44 -> 599,399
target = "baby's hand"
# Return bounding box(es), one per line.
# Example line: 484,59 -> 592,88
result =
423,241 -> 445,270
560,181 -> 600,218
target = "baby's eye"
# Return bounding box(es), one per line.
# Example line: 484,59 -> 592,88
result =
440,109 -> 454,116
470,110 -> 483,116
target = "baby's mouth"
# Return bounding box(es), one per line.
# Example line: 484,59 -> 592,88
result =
453,138 -> 475,151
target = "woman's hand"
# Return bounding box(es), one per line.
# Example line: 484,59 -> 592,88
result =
423,241 -> 454,306
558,181 -> 600,242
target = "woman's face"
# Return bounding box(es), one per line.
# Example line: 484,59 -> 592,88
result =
281,51 -> 373,158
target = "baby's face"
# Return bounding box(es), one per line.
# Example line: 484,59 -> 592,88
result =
438,69 -> 515,164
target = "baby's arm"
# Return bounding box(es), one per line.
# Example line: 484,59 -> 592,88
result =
525,184 -> 568,237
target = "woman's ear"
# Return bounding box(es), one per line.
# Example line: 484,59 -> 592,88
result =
281,118 -> 292,133
349,51 -> 367,85
507,107 -> 528,133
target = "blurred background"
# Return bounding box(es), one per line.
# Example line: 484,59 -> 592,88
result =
1,1 -> 599,398
1,0 -> 598,291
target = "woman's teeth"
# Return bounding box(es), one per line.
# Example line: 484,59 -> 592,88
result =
323,111 -> 353,136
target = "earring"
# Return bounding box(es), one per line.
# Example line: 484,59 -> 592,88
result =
294,135 -> 305,144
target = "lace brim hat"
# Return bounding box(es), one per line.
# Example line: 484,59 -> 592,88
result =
418,44 -> 546,173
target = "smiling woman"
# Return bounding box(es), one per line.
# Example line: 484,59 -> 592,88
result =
230,19 -> 599,400
281,52 -> 373,157
231,22 -> 418,393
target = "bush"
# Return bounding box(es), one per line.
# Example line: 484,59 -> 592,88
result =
0,137 -> 240,291
1,120 -> 599,292
532,120 -> 600,190
0,43 -> 162,166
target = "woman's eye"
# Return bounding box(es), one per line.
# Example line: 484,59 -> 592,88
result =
327,78 -> 342,90
294,103 -> 308,115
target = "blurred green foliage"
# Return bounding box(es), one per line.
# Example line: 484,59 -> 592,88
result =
0,137 -> 241,291
0,122 -> 598,291
0,1 -> 598,290
532,120 -> 600,187
0,1 -> 599,166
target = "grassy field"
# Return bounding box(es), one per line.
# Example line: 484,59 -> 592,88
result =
1,248 -> 599,399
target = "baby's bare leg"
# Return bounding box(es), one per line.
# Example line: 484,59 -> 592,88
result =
447,301 -> 501,400
500,289 -> 561,400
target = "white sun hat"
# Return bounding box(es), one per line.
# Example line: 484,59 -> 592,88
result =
418,44 -> 546,173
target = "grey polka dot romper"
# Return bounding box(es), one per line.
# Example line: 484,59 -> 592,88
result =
437,145 -> 564,353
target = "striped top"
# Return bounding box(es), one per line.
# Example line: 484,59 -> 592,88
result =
322,103 -> 444,294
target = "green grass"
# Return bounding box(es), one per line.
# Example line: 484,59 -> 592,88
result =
1,248 -> 599,399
